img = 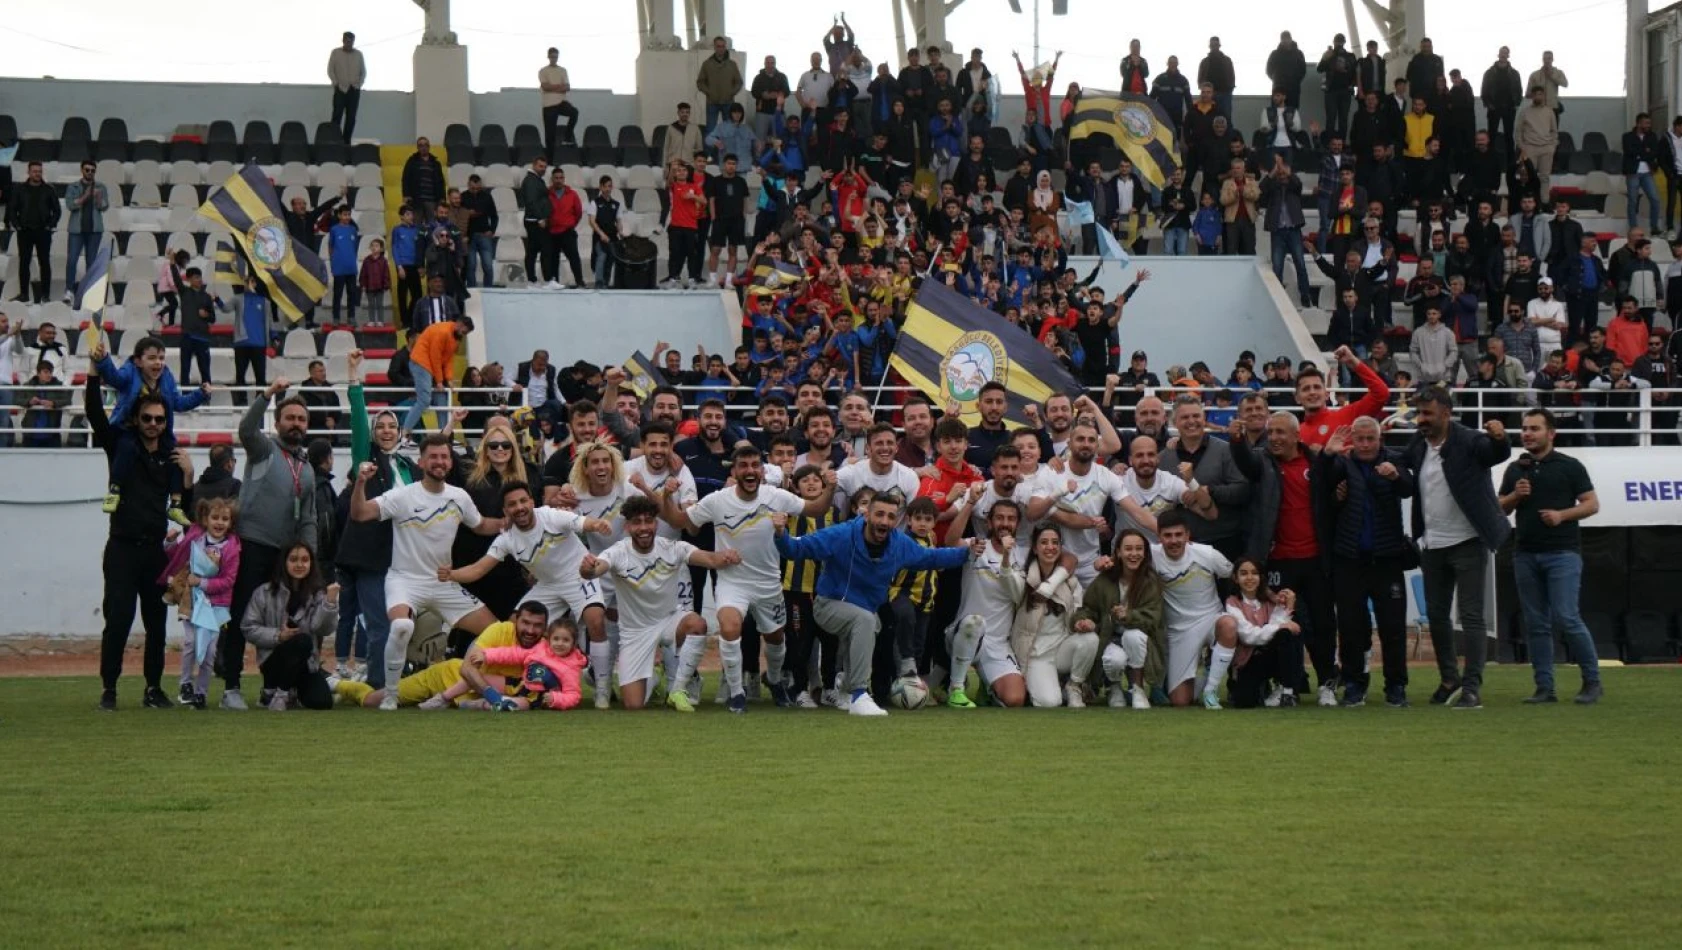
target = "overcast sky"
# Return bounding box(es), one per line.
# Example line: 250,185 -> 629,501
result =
2,0 -> 1646,96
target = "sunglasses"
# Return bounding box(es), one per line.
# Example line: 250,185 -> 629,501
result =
138,413 -> 167,424
485,441 -> 514,451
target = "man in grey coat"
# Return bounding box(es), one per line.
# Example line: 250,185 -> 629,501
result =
218,378 -> 319,710
1161,396 -> 1250,561
1401,387 -> 1512,710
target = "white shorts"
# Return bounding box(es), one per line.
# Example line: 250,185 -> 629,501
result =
617,614 -> 686,686
525,575 -> 607,622
976,634 -> 1022,686
712,578 -> 787,632
1165,612 -> 1222,691
385,574 -> 484,628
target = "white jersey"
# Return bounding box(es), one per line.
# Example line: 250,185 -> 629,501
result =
969,479 -> 1042,545
956,542 -> 1024,641
1120,469 -> 1189,541
598,536 -> 697,631
376,481 -> 484,579
836,459 -> 920,511
687,485 -> 807,595
1151,542 -> 1232,625
484,507 -> 590,587
573,479 -> 631,555
1054,463 -> 1131,573
622,456 -> 697,541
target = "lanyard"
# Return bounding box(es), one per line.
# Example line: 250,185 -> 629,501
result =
281,452 -> 305,522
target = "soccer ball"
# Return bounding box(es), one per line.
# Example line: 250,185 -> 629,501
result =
890,675 -> 930,710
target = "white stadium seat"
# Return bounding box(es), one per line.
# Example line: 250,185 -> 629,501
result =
323,329 -> 358,357
125,233 -> 159,259
491,187 -> 516,212
282,327 -> 317,359
128,183 -> 162,208
96,159 -> 127,186
448,164 -> 473,190
353,187 -> 385,211
167,161 -> 202,185
281,185 -> 310,208
166,184 -> 199,209
131,160 -> 164,189
205,161 -> 236,185
315,163 -> 349,192
351,164 -> 383,189
277,162 -> 312,188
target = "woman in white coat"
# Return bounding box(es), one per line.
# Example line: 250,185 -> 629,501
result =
1010,524 -> 1099,708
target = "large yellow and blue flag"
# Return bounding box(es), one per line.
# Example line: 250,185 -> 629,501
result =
748,259 -> 805,297
1067,89 -> 1181,189
887,280 -> 1079,428
197,164 -> 327,323
73,241 -> 111,314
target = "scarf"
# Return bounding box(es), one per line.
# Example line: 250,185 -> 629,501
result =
1009,557 -> 1081,663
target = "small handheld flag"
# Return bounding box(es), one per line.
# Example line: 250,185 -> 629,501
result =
623,350 -> 668,400
748,260 -> 806,297
73,242 -> 112,315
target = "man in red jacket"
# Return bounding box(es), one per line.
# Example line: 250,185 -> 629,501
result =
543,168 -> 586,288
1296,345 -> 1392,447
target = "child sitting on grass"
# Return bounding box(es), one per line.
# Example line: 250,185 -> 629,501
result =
1223,556 -> 1300,709
90,334 -> 210,525
159,497 -> 242,708
444,617 -> 587,711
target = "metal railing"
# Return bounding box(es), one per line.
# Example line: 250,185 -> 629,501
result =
2,382 -> 1678,447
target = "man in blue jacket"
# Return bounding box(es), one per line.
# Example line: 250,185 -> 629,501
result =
773,491 -> 979,716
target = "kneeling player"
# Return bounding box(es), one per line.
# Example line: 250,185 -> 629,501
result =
1152,511 -> 1240,708
329,602 -> 550,708
581,495 -> 741,711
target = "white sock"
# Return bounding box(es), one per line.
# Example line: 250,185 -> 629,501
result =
661,642 -> 679,694
763,639 -> 787,686
948,617 -> 981,692
1206,644 -> 1236,697
385,618 -> 415,691
673,635 -> 707,693
719,637 -> 745,697
588,640 -> 613,691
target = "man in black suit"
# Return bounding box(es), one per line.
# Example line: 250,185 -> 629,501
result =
513,348 -> 566,433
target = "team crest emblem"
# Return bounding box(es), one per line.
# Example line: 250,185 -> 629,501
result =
246,217 -> 291,270
941,332 -> 1008,412
632,371 -> 654,394
1113,104 -> 1156,143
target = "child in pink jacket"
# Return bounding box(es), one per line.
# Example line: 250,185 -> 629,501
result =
158,497 -> 241,708
447,619 -> 587,710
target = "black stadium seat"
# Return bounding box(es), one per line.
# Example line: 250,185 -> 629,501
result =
206,120 -> 239,163
131,140 -> 166,163
94,118 -> 130,161
444,123 -> 474,159
650,124 -> 667,156
278,120 -> 310,149
350,143 -> 380,165
0,114 -> 17,144
582,124 -> 612,148
512,124 -> 544,164
17,138 -> 53,163
620,146 -> 653,166
1557,131 -> 1576,154
58,118 -> 92,164
1580,131 -> 1609,156
553,144 -> 583,166
166,139 -> 204,163
312,121 -> 347,164
985,126 -> 1014,150
1567,152 -> 1593,176
477,124 -> 511,164
242,121 -> 276,164
278,138 -> 310,165
583,145 -> 617,166
617,125 -> 648,149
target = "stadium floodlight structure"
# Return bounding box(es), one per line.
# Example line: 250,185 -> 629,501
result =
1004,0 -> 1068,65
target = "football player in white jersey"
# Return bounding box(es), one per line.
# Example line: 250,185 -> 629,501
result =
562,442 -> 634,707
1047,421 -> 1157,585
660,444 -> 837,713
349,435 -> 506,710
941,495 -> 1028,708
623,421 -> 697,540
441,480 -> 613,637
1119,435 -> 1204,541
1151,510 -> 1240,708
963,444 -> 1055,546
835,423 -> 920,515
579,495 -> 741,711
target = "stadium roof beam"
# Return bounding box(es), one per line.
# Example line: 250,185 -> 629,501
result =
892,0 -> 968,69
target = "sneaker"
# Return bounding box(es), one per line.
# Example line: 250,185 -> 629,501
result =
258,688 -> 277,706
848,692 -> 889,717
1384,686 -> 1410,708
1063,683 -> 1086,708
417,694 -> 451,710
1341,685 -> 1368,708
178,685 -> 197,707
1149,685 -> 1171,707
62,290 -> 75,305
1429,681 -> 1462,706
667,689 -> 696,713
378,691 -> 399,711
334,661 -> 350,680
767,681 -> 793,708
1200,689 -> 1222,710
820,688 -> 845,709
685,677 -> 703,706
1263,685 -> 1288,708
793,690 -> 819,709
98,689 -> 117,711
101,492 -> 120,514
726,691 -> 748,714
1574,681 -> 1603,705
594,679 -> 612,710
166,507 -> 191,528
267,690 -> 289,712
1108,687 -> 1129,708
1316,683 -> 1338,707
140,687 -> 173,708
1523,688 -> 1558,704
1131,686 -> 1151,710
946,687 -> 976,709
1278,690 -> 1300,707
1452,689 -> 1482,709
189,692 -> 207,710
349,662 -> 368,683
219,689 -> 248,711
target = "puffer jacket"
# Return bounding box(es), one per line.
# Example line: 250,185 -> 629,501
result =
240,583 -> 338,667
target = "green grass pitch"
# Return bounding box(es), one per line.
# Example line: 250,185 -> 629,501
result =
1,667 -> 1678,948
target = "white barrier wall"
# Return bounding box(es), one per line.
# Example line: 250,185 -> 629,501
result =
476,288 -> 741,375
